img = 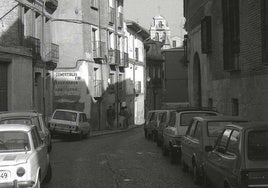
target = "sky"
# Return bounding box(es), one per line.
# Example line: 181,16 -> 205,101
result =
124,0 -> 186,38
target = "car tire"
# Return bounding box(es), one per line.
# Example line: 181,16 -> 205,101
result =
169,148 -> 176,164
162,144 -> 168,156
43,163 -> 52,183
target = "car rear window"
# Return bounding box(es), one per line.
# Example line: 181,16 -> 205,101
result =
207,121 -> 233,137
168,111 -> 176,127
0,118 -> 42,132
180,112 -> 217,126
53,111 -> 77,122
0,131 -> 30,153
248,130 -> 268,161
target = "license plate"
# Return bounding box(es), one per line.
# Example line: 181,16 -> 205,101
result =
0,170 -> 10,180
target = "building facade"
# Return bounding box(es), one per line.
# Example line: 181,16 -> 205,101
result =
184,0 -> 268,121
51,0 -> 129,130
125,21 -> 149,125
0,0 -> 58,117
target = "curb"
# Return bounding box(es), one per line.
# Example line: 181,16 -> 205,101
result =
90,124 -> 142,137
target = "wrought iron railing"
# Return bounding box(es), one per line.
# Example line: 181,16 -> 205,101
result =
93,80 -> 103,97
24,36 -> 41,60
92,41 -> 106,59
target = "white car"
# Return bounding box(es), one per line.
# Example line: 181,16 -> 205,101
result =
49,109 -> 91,140
0,124 -> 51,188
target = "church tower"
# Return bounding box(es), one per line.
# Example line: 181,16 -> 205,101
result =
149,15 -> 171,49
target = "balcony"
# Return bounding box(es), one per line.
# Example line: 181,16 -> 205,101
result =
118,12 -> 123,29
109,7 -> 115,25
45,0 -> 58,13
24,36 -> 41,61
108,49 -> 120,65
92,41 -> 106,63
93,80 -> 103,99
119,52 -> 129,67
45,43 -> 59,70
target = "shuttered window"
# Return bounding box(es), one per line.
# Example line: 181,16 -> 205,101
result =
0,63 -> 8,111
222,0 -> 240,70
201,16 -> 212,53
261,0 -> 268,64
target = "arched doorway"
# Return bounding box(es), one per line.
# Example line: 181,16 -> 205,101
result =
193,53 -> 202,107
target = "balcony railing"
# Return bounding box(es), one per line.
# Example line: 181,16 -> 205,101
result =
118,12 -> 123,28
92,41 -> 106,60
24,36 -> 41,60
93,80 -> 103,98
109,7 -> 115,25
108,49 -> 120,65
45,43 -> 59,70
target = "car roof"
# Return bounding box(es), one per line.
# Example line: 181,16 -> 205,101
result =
176,107 -> 218,113
0,111 -> 41,119
0,124 -> 34,132
225,121 -> 268,130
193,115 -> 248,122
148,109 -> 174,113
53,109 -> 84,114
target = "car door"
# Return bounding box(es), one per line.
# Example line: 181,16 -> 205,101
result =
191,121 -> 203,168
83,114 -> 90,133
206,129 -> 232,188
182,120 -> 197,166
31,127 -> 48,180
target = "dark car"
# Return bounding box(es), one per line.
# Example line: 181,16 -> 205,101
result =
204,122 -> 268,188
181,116 -> 248,184
0,111 -> 52,152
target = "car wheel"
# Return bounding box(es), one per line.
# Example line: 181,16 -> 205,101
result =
169,148 -> 176,164
192,163 -> 201,185
162,144 -> 168,156
43,163 -> 52,183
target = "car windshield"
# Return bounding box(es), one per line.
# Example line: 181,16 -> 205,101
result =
248,130 -> 268,161
180,112 -> 217,126
53,111 -> 77,122
0,117 -> 42,132
0,131 -> 30,153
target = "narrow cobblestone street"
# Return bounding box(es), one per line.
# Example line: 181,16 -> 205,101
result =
43,127 -> 199,188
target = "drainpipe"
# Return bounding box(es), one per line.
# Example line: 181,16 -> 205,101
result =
42,1 -> 46,117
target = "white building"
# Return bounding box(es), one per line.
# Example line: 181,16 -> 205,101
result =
124,21 -> 150,125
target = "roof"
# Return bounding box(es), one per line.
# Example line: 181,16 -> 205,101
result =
176,107 -> 218,113
126,20 -> 150,40
54,109 -> 84,113
225,122 -> 268,130
0,111 -> 41,119
0,124 -> 33,132
193,115 -> 248,122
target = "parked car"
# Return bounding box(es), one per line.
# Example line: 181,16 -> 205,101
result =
155,110 -> 176,147
162,107 -> 219,164
181,116 -> 248,184
0,124 -> 52,187
49,109 -> 91,140
0,111 -> 52,152
144,110 -> 165,140
204,122 -> 268,188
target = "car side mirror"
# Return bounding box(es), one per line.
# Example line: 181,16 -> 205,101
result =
205,145 -> 213,152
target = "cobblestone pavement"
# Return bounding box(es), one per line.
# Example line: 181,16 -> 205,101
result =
43,127 -> 199,188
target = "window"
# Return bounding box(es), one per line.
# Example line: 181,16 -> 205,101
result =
216,129 -> 232,154
261,0 -> 268,64
172,40 -> 176,48
226,130 -> 240,155
248,130 -> 268,160
201,16 -> 212,53
168,111 -> 176,127
32,127 -> 42,149
90,0 -> 98,10
222,0 -> 240,70
193,122 -> 202,139
160,112 -> 167,123
149,112 -> 156,122
135,48 -> 139,61
232,98 -> 239,116
53,111 -> 77,122
189,121 -> 197,137
155,32 -> 159,41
